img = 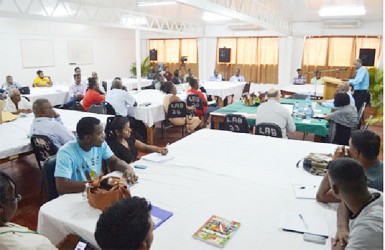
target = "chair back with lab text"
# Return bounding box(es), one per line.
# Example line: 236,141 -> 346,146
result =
162,101 -> 189,139
186,94 -> 204,117
255,123 -> 283,138
30,134 -> 58,170
43,155 -> 59,201
223,114 -> 249,133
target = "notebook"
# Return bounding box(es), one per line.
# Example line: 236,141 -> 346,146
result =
151,205 -> 173,229
279,211 -> 329,237
193,215 -> 241,248
292,185 -> 319,199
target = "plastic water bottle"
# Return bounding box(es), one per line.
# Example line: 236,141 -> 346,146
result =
305,103 -> 313,120
306,91 -> 311,101
294,102 -> 299,117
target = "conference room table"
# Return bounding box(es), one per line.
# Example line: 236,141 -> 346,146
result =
104,78 -> 153,91
0,109 -> 111,162
200,81 -> 247,107
23,85 -> 69,106
38,129 -> 339,250
281,84 -> 324,98
210,98 -> 331,140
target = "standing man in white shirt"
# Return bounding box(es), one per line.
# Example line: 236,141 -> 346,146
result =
208,69 -> 223,81
255,88 -> 296,139
229,68 -> 245,82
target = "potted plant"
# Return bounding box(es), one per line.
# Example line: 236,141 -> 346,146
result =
366,68 -> 383,126
130,56 -> 151,77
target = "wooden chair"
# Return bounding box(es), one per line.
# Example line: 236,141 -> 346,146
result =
255,123 -> 283,138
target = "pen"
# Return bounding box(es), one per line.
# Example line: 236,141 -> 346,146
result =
299,214 -> 309,230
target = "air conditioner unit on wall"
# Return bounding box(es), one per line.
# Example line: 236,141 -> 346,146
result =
321,19 -> 361,28
227,22 -> 261,30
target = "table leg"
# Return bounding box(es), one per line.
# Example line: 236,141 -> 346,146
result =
211,115 -> 225,130
146,126 -> 154,145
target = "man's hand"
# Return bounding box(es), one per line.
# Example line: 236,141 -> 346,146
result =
332,225 -> 349,248
158,147 -> 168,155
122,166 -> 138,184
333,146 -> 349,160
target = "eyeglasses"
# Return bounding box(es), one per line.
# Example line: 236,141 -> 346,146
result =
4,194 -> 22,203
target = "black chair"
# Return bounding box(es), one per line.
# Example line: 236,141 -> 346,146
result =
42,155 -> 59,201
89,102 -> 116,115
255,123 -> 283,138
223,114 -> 249,133
333,123 -> 351,146
102,81 -> 108,92
186,94 -> 204,119
357,102 -> 366,129
242,82 -> 251,95
162,101 -> 189,140
30,135 -> 58,202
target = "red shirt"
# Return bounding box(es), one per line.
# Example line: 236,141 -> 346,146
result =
187,89 -> 207,116
82,89 -> 105,111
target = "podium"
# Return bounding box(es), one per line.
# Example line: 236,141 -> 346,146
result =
322,76 -> 342,100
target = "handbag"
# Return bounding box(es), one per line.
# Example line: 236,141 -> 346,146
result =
87,176 -> 131,211
296,153 -> 332,176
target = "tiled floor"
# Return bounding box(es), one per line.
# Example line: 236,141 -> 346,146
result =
1,124 -> 383,231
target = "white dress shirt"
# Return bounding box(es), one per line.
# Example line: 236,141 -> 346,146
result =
106,89 -> 136,117
3,97 -> 31,113
229,75 -> 245,82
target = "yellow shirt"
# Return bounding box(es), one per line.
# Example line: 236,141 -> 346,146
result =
33,77 -> 51,87
310,77 -> 324,85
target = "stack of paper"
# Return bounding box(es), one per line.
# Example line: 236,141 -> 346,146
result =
142,153 -> 174,163
292,185 -> 319,199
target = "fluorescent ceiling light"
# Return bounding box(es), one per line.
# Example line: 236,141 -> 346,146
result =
319,6 -> 366,17
137,1 -> 176,7
202,11 -> 232,22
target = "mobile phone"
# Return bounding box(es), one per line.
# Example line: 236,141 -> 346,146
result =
75,238 -> 88,250
303,233 -> 327,245
134,165 -> 148,169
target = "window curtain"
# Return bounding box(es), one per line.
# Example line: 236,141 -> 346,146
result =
216,37 -> 279,83
302,36 -> 382,82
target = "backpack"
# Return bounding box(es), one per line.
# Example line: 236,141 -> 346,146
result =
297,153 -> 332,176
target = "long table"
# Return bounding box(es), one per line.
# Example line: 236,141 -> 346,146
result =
38,129 -> 338,249
200,81 -> 246,107
210,98 -> 331,139
0,110 -> 111,162
104,78 -> 153,91
24,85 -> 69,106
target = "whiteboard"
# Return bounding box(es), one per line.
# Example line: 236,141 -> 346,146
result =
67,40 -> 94,64
21,39 -> 55,68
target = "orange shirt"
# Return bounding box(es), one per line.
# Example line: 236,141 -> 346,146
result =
82,89 -> 105,111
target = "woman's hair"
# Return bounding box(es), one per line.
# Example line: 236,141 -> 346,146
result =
334,92 -> 350,107
105,116 -> 129,141
0,171 -> 17,204
161,81 -> 174,94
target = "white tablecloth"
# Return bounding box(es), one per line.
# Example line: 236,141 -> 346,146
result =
0,110 -> 111,160
104,78 -> 153,91
281,84 -> 324,97
24,85 -> 69,106
38,129 -> 338,249
200,81 -> 246,101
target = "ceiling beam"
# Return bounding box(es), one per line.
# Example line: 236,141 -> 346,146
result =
176,0 -> 291,35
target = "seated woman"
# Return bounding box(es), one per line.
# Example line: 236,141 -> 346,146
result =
325,92 -> 358,145
0,171 -> 56,249
105,116 -> 168,164
82,77 -> 105,112
162,81 -> 201,133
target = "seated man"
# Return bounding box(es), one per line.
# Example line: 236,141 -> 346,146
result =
328,158 -> 383,250
54,117 -> 137,195
95,196 -> 154,250
229,68 -> 245,82
3,89 -> 32,114
0,171 -> 57,249
255,88 -> 296,139
293,68 -> 307,85
208,69 -> 223,81
183,68 -> 195,83
33,70 -> 52,87
163,66 -> 173,81
81,77 -> 105,112
73,67 -> 88,84
171,69 -> 182,85
106,79 -> 137,116
318,82 -> 355,109
2,76 -> 22,92
310,71 -> 324,85
316,130 -> 383,203
187,78 -> 218,124
64,74 -> 87,109
30,99 -> 75,149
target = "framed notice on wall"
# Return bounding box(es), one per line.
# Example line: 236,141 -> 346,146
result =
21,39 -> 55,68
67,40 -> 94,65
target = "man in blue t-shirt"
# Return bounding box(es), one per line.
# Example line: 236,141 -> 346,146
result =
55,117 -> 137,195
317,129 -> 383,203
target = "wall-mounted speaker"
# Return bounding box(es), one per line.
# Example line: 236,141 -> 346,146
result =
359,48 -> 375,66
149,49 -> 157,61
219,48 -> 231,63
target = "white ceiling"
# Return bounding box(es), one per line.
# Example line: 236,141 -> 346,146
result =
0,0 -> 382,35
